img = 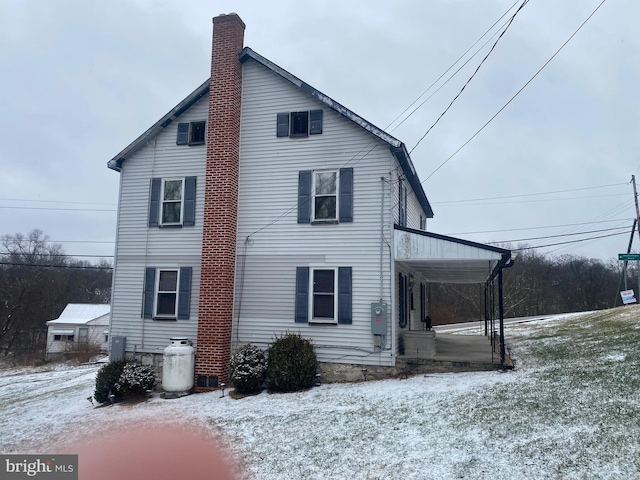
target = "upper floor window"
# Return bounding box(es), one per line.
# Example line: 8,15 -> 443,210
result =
176,121 -> 206,146
161,179 -> 184,225
297,168 -> 353,224
148,177 -> 196,228
277,110 -> 323,137
313,171 -> 337,221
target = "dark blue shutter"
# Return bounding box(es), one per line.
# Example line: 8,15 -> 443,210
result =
143,267 -> 156,319
339,168 -> 353,223
295,267 -> 309,322
309,109 -> 323,135
176,123 -> 189,145
420,282 -> 426,323
338,267 -> 352,324
297,170 -> 312,224
148,178 -> 161,227
177,267 -> 192,319
183,176 -> 196,227
277,113 -> 290,137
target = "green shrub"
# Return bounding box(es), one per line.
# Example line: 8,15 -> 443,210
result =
229,344 -> 267,394
266,333 -> 317,392
94,360 -> 127,404
115,363 -> 156,398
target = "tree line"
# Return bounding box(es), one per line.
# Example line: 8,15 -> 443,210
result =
0,229 -> 112,360
429,246 -> 632,325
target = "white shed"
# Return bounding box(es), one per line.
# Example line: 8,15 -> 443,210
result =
45,304 -> 110,361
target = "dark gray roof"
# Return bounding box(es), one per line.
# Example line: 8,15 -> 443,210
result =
107,47 -> 433,218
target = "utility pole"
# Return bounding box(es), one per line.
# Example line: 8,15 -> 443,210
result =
631,175 -> 640,300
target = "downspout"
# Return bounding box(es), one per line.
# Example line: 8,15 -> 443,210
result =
380,177 -> 385,300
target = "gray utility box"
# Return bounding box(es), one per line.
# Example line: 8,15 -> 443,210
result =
370,302 -> 388,335
111,336 -> 126,361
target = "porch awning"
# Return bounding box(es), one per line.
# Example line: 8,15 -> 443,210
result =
50,329 -> 75,335
394,225 -> 512,284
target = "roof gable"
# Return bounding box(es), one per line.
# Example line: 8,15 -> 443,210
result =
107,48 -> 433,218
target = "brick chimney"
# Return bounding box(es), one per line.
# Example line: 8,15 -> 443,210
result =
195,13 -> 245,390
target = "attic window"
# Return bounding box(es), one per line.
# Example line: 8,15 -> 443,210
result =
176,121 -> 206,146
277,110 -> 323,137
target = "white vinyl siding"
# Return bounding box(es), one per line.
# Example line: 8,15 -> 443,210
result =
233,60 -> 397,366
109,96 -> 207,354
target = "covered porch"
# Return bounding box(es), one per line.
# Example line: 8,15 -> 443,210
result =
394,225 -> 514,369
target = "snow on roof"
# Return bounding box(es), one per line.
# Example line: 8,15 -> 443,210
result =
47,304 -> 110,325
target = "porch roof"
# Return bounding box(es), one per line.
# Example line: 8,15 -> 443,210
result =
394,225 -> 512,284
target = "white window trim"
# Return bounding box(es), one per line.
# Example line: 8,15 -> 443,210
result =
309,267 -> 338,324
160,178 -> 185,226
312,169 -> 339,222
154,268 -> 180,318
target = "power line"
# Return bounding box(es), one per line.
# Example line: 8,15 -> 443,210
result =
421,0 -> 607,182
0,198 -> 115,206
512,231 -> 628,251
446,218 -> 635,236
0,262 -> 112,270
0,206 -> 116,212
432,183 -> 627,205
409,0 -> 529,154
434,193 -> 627,207
387,0 -> 522,132
487,225 -> 630,244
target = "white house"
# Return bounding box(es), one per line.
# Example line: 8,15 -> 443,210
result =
106,14 -> 512,389
45,304 -> 110,360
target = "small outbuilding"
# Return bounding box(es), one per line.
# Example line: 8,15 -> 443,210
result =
45,304 -> 110,361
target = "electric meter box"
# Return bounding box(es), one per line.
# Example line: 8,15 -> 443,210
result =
370,302 -> 388,335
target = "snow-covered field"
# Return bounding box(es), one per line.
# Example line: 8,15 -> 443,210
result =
1,307 -> 639,479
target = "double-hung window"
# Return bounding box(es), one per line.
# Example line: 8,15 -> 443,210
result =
148,177 -> 196,228
297,168 -> 353,224
142,267 -> 192,320
311,268 -> 337,323
295,266 -> 352,325
277,110 -> 323,137
313,171 -> 337,221
161,179 -> 184,225
156,269 -> 179,318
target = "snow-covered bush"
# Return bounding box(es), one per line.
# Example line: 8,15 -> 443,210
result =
115,363 -> 156,398
94,360 -> 127,404
266,333 -> 317,392
229,344 -> 267,394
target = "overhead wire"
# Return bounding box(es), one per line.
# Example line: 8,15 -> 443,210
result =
409,0 -> 529,154
417,0 -> 608,183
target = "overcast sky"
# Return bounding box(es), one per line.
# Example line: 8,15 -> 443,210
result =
1,0 -> 638,264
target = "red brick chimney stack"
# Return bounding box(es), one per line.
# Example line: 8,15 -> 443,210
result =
195,13 -> 245,390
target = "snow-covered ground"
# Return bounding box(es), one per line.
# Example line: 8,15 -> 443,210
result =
1,308 -> 639,479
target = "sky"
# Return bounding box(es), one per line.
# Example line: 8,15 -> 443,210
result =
1,0 -> 638,264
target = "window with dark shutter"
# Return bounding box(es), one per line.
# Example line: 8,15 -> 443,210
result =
277,113 -> 290,137
277,110 -> 323,138
339,168 -> 353,223
177,267 -> 192,319
290,112 -> 309,137
297,171 -> 312,224
309,110 -> 323,135
188,121 -> 205,145
149,177 -> 196,228
295,267 -> 309,323
337,267 -> 352,324
176,123 -> 189,145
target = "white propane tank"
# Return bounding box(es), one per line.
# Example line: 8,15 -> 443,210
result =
162,337 -> 195,393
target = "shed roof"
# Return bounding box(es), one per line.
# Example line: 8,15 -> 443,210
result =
394,225 -> 512,284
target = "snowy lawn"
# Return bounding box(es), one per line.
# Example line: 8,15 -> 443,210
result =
1,306 -> 639,479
